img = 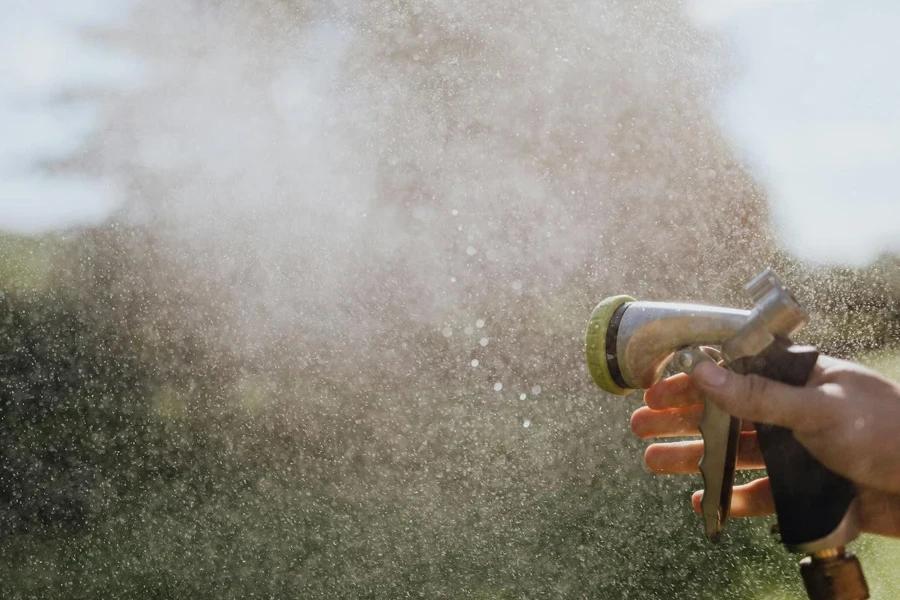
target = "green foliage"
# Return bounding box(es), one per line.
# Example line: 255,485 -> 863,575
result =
0,230 -> 897,598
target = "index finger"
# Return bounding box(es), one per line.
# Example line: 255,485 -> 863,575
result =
644,372 -> 703,410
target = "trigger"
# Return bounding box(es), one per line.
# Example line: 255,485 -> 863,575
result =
673,347 -> 741,543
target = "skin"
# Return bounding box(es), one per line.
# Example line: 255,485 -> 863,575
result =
630,356 -> 900,538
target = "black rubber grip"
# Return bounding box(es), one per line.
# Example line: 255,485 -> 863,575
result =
730,339 -> 857,549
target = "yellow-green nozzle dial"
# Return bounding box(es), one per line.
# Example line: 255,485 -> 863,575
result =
585,295 -> 634,395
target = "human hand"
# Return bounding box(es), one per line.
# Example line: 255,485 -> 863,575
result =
630,355 -> 900,538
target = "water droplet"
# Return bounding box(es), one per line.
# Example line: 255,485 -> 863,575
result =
466,246 -> 477,256
442,327 -> 453,338
519,393 -> 527,400
450,277 -> 457,283
475,319 -> 485,328
531,385 -> 542,396
523,419 -> 531,428
511,280 -> 522,291
451,209 -> 459,216
470,359 -> 479,367
493,382 -> 503,391
479,337 -> 489,347
464,325 -> 474,335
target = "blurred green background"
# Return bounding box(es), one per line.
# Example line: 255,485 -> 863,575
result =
0,231 -> 897,599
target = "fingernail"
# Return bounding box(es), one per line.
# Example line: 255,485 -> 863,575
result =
694,361 -> 728,387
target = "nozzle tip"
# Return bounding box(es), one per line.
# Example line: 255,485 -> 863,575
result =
585,295 -> 634,395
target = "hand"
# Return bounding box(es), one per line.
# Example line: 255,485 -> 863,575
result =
630,355 -> 900,538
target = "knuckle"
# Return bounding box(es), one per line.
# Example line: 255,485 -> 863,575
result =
742,374 -> 770,412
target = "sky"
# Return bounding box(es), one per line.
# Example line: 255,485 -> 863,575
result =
1,0 -> 898,266
690,0 -> 900,265
0,0 -> 137,233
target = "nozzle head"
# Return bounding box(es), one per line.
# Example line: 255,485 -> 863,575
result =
585,295 -> 634,395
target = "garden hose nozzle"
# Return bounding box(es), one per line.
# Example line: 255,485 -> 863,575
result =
585,269 -> 869,600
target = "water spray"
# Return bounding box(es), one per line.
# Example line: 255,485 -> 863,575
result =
585,269 -> 869,600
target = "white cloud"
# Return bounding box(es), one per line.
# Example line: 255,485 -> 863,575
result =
691,0 -> 900,265
0,0 -> 138,235
0,177 -> 121,233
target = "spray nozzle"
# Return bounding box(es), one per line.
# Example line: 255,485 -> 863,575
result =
584,269 -> 869,600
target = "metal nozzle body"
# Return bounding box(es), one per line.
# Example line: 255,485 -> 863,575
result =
613,302 -> 749,390
597,270 -> 809,392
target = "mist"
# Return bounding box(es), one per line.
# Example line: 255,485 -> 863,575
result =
3,1 -> 899,598
91,0 -> 774,358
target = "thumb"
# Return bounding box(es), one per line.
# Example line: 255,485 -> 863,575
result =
691,361 -> 818,429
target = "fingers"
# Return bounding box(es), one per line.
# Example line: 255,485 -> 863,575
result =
643,373 -> 703,409
631,405 -> 705,438
692,362 -> 825,431
631,406 -> 755,438
644,432 -> 764,474
691,477 -> 774,517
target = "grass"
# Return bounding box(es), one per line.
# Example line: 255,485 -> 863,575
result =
0,235 -> 66,294
0,231 -> 896,598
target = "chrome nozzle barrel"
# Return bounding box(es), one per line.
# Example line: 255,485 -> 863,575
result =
585,300 -> 750,393
585,270 -> 807,393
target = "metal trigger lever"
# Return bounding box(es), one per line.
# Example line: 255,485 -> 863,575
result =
673,347 -> 741,543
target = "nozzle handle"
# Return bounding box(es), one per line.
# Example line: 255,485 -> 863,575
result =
730,339 -> 861,554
